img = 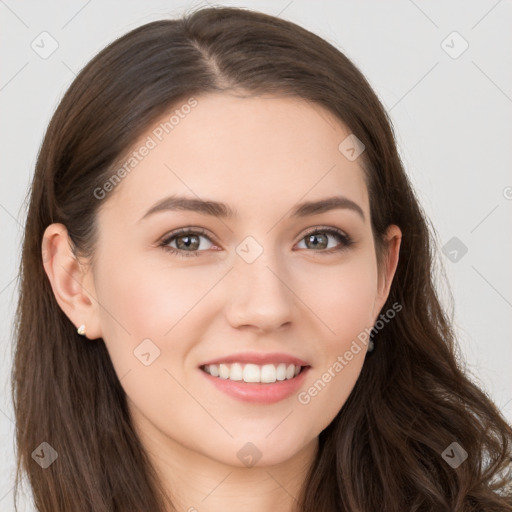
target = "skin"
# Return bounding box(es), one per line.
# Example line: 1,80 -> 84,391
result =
43,92 -> 401,512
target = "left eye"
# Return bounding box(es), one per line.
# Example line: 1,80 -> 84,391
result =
296,228 -> 352,252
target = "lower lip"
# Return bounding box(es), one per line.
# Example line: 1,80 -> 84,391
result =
200,367 -> 310,404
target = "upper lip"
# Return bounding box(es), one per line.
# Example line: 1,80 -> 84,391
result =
200,352 -> 309,367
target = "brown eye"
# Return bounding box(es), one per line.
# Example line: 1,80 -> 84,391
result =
296,228 -> 353,253
160,228 -> 215,258
174,234 -> 201,251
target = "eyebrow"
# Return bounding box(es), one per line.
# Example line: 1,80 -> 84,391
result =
140,195 -> 365,222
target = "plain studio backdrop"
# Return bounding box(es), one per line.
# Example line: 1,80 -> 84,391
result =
0,0 -> 511,510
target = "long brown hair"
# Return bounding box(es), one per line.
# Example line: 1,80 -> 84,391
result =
12,6 -> 512,511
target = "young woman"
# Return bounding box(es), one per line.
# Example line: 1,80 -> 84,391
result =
12,6 -> 512,512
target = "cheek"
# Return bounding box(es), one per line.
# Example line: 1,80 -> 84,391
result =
95,253 -> 212,341
93,252 -> 224,384
92,256 -> 211,439
293,258 -> 377,432
301,256 -> 378,346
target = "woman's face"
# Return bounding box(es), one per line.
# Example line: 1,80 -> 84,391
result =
80,93 -> 401,467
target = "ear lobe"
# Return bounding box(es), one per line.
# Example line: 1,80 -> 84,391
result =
372,224 -> 402,319
42,223 -> 102,339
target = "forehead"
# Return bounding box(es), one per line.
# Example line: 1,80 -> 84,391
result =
101,92 -> 369,223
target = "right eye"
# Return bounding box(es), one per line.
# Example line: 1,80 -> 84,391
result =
159,228 -> 217,258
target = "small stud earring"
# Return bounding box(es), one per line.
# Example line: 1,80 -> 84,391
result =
77,324 -> 86,336
367,339 -> 374,352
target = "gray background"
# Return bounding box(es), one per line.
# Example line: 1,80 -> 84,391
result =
1,0 -> 511,509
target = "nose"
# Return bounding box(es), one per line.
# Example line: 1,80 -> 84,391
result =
224,248 -> 295,333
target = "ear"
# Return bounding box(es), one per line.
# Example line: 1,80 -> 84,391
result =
372,224 -> 402,320
42,223 -> 102,339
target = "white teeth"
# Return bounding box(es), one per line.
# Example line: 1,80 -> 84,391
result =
260,364 -> 276,383
219,364 -> 230,379
276,363 -> 287,381
203,362 -> 303,383
230,363 -> 243,381
243,364 -> 260,382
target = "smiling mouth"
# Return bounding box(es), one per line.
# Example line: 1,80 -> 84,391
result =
200,362 -> 307,384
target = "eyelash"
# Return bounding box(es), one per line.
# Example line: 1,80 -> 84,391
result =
159,226 -> 354,258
